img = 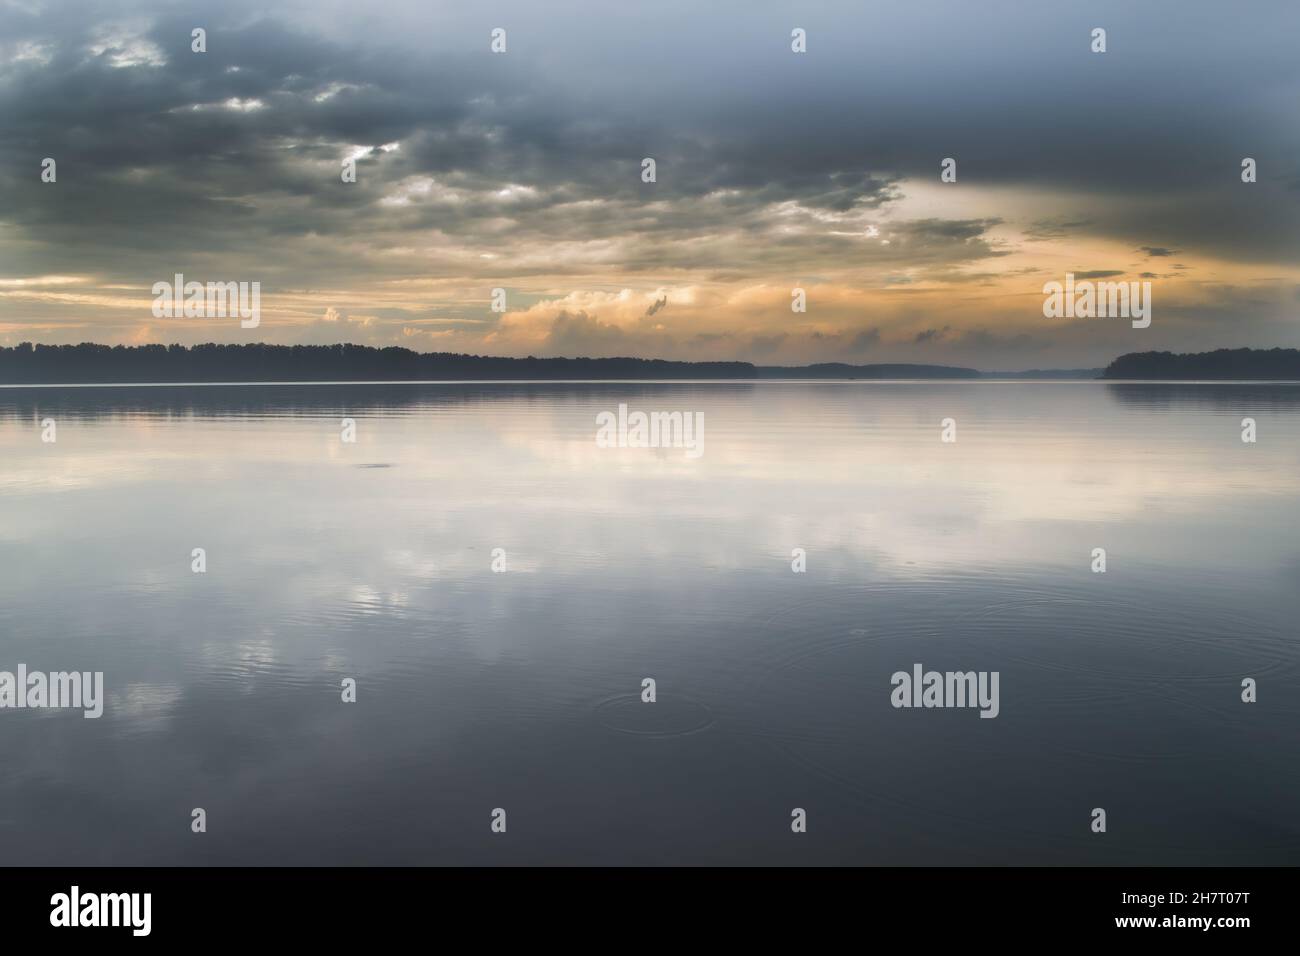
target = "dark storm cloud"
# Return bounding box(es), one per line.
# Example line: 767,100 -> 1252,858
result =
3,0 -> 1295,281
0,0 -> 1297,365
913,326 -> 951,344
851,328 -> 880,350
747,333 -> 787,356
2,2 -> 973,302
1025,219 -> 1093,241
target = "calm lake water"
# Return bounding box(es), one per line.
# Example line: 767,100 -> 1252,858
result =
1,381 -> 1298,865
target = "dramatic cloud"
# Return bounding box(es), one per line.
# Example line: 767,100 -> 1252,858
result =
0,0 -> 1297,368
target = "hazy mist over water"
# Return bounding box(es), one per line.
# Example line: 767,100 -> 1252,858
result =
1,381 -> 1298,865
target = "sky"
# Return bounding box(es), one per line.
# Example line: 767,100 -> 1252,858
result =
1,0 -> 1298,369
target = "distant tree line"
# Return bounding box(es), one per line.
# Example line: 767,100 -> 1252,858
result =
0,343 -> 754,383
0,343 -> 981,383
756,363 -> 979,379
1103,348 -> 1300,379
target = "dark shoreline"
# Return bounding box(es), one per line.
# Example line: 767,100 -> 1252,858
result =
0,343 -> 984,384
4,343 -> 1300,383
1101,347 -> 1300,380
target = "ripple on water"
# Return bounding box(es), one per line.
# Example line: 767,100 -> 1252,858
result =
593,692 -> 715,738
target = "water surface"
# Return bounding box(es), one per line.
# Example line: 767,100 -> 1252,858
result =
1,381 -> 1297,864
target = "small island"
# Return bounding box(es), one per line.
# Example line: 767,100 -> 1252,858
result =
1103,348 -> 1300,380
